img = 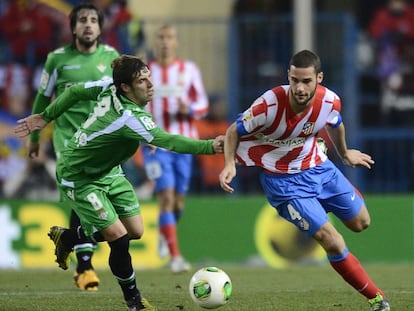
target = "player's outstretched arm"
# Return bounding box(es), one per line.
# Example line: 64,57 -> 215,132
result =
219,123 -> 239,193
14,114 -> 47,138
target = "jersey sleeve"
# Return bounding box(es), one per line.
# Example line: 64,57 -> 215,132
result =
42,81 -> 110,122
151,130 -> 214,154
236,96 -> 269,136
187,62 -> 209,119
123,111 -> 215,155
29,52 -> 57,142
326,94 -> 342,128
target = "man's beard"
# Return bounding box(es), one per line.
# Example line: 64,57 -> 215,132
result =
291,86 -> 317,106
78,37 -> 97,49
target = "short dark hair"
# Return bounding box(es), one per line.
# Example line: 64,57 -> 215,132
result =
111,55 -> 148,92
289,50 -> 321,73
69,3 -> 104,34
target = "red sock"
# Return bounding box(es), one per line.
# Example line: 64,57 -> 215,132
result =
160,224 -> 180,257
330,252 -> 384,299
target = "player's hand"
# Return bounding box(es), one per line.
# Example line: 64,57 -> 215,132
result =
147,144 -> 157,154
14,114 -> 47,138
219,164 -> 236,193
28,141 -> 40,159
212,135 -> 225,153
177,98 -> 190,116
342,149 -> 374,169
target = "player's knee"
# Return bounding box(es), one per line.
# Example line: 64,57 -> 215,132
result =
344,205 -> 371,232
313,223 -> 345,254
350,218 -> 370,232
128,227 -> 144,240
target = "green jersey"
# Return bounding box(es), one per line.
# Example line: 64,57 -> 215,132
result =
30,44 -> 119,154
42,81 -> 215,184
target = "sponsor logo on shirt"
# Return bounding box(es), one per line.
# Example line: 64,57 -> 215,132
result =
153,85 -> 183,97
62,65 -> 81,70
255,133 -> 305,147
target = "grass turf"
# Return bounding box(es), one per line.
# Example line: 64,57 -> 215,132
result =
0,264 -> 412,310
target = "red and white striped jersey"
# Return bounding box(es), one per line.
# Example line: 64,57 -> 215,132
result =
146,58 -> 208,138
236,84 -> 341,174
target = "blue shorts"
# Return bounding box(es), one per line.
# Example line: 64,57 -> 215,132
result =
260,160 -> 364,237
142,146 -> 193,194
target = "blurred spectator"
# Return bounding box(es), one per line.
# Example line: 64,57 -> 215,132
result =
0,63 -> 30,114
0,0 -> 69,67
92,0 -> 146,56
368,0 -> 414,125
0,76 -> 55,199
0,106 -> 28,198
194,95 -> 228,192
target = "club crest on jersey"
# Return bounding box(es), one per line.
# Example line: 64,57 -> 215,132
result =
140,116 -> 157,130
97,63 -> 107,72
302,122 -> 315,135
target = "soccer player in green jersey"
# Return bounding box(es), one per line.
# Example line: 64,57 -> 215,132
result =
28,3 -> 119,291
15,55 -> 224,311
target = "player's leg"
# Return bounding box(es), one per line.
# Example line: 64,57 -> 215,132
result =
104,176 -> 155,310
260,163 -> 390,310
110,175 -> 145,240
53,179 -> 155,310
69,210 -> 100,291
172,152 -> 193,223
143,148 -> 182,263
318,164 -> 390,310
168,153 -> 193,272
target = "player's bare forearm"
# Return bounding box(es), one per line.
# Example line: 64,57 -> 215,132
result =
14,114 -> 47,138
219,123 -> 240,193
326,124 -> 374,169
325,123 -> 348,159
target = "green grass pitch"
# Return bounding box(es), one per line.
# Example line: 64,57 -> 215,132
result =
0,264 -> 412,310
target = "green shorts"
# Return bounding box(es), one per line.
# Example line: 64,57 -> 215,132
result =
58,174 -> 141,237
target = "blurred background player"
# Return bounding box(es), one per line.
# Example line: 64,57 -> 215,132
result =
367,0 -> 414,125
143,24 -> 209,272
28,3 -> 119,290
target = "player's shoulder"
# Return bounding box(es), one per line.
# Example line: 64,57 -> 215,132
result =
318,85 -> 340,102
183,59 -> 200,69
99,44 -> 119,54
46,44 -> 72,57
264,85 -> 289,103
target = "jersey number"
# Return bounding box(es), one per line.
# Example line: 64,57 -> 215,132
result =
83,97 -> 111,128
287,203 -> 302,221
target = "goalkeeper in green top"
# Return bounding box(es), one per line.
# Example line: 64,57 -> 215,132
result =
29,3 -> 119,291
15,55 -> 224,311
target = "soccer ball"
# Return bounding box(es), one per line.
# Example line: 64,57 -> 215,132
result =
189,266 -> 232,309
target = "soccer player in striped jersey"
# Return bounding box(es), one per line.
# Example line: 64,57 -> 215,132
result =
219,50 -> 390,311
28,3 -> 119,291
143,24 -> 209,272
